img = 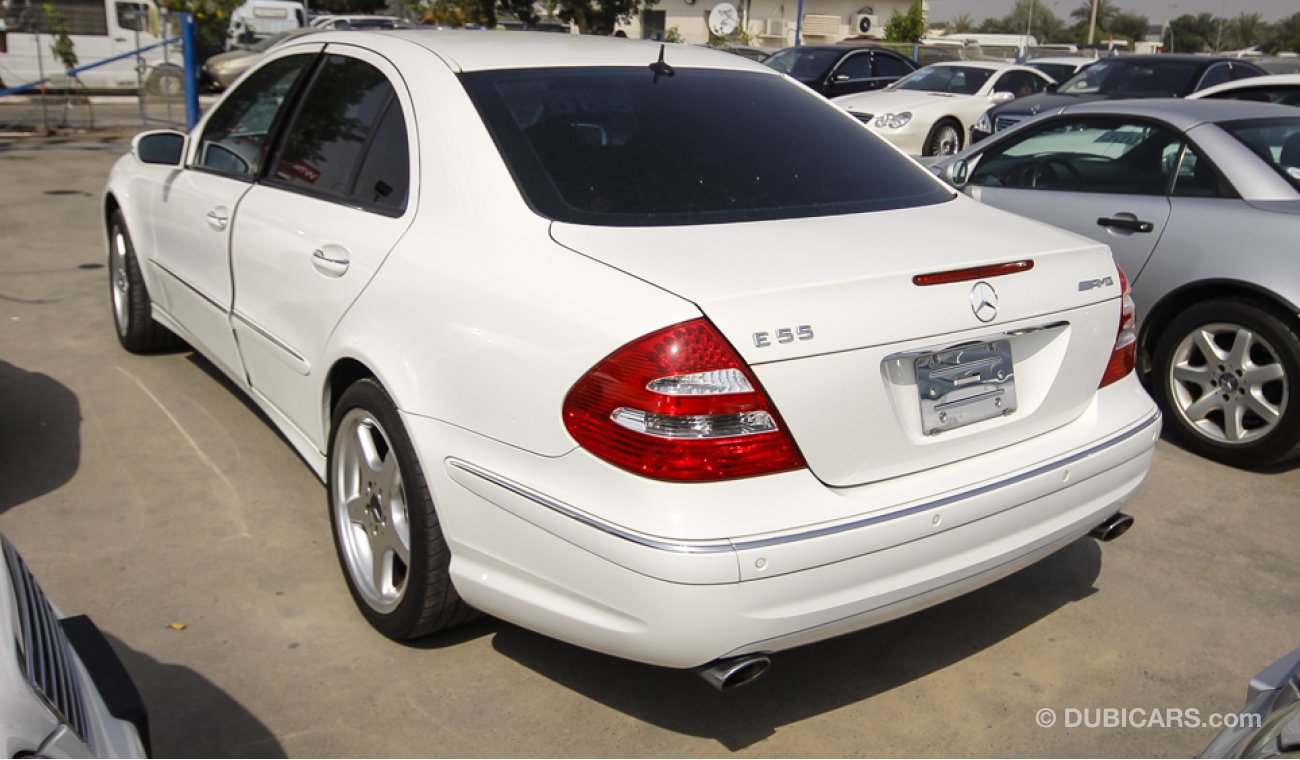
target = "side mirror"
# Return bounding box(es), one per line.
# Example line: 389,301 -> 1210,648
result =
132,130 -> 187,166
1046,82 -> 1059,93
944,158 -> 970,188
990,91 -> 1015,104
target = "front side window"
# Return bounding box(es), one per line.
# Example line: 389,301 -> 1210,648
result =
1196,63 -> 1232,91
196,54 -> 313,178
970,117 -> 1183,195
268,54 -> 408,212
833,53 -> 873,81
461,67 -> 952,226
1220,117 -> 1300,194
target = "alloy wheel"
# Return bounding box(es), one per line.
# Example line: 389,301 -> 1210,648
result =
1167,321 -> 1288,445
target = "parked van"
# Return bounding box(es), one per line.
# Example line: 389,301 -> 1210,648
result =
923,33 -> 1039,62
0,0 -> 179,92
227,0 -> 305,48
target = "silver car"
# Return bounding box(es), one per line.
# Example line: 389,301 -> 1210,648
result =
934,99 -> 1300,468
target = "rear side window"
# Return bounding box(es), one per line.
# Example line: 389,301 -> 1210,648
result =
268,54 -> 410,214
873,53 -> 913,78
1221,117 -> 1300,194
460,67 -> 952,226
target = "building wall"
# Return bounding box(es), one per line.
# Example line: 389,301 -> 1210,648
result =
619,0 -> 926,48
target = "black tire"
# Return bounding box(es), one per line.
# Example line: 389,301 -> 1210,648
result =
327,379 -> 477,639
1152,298 -> 1300,468
107,210 -> 181,353
146,66 -> 184,98
923,119 -> 963,157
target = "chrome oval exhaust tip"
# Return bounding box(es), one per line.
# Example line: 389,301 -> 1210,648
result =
699,654 -> 771,691
1090,512 -> 1134,542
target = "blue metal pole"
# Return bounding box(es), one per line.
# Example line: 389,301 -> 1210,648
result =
794,0 -> 803,46
182,13 -> 198,130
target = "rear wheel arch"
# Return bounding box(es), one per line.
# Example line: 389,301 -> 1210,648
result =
324,357 -> 378,441
1138,280 -> 1300,378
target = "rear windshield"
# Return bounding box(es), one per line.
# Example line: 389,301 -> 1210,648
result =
1057,59 -> 1200,97
1220,117 -> 1300,194
459,67 -> 953,226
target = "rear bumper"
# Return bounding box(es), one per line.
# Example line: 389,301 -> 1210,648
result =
415,381 -> 1159,668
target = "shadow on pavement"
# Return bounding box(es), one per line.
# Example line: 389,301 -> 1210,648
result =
107,633 -> 287,758
0,360 -> 80,513
491,538 -> 1103,751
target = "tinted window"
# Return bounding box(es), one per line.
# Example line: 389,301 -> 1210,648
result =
1057,59 -> 1200,97
1196,63 -> 1232,91
970,117 -> 1183,195
834,53 -> 872,80
894,66 -> 993,95
1204,85 -> 1300,107
764,48 -> 840,79
461,67 -> 952,226
197,54 -> 312,178
993,71 -> 1046,96
1221,117 -> 1300,194
873,53 -> 913,78
1028,62 -> 1077,83
350,100 -> 410,212
269,55 -> 403,209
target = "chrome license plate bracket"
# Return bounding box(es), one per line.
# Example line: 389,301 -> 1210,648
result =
915,340 -> 1017,435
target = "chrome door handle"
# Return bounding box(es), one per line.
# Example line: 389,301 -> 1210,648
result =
206,210 -> 229,231
311,247 -> 350,277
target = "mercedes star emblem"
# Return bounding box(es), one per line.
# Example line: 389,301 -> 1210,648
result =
970,281 -> 998,323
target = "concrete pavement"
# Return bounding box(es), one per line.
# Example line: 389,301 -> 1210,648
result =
0,135 -> 1297,757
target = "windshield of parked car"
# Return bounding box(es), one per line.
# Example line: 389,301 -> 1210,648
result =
763,48 -> 840,79
1056,59 -> 1201,97
892,65 -> 993,95
1220,117 -> 1300,194
461,67 -> 953,226
1028,62 -> 1082,83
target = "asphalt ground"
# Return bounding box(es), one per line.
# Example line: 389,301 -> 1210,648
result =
0,135 -> 1297,758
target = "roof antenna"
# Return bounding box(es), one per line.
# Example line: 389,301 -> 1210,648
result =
649,43 -> 675,83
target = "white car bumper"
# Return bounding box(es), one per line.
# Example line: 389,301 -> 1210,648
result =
413,378 -> 1159,669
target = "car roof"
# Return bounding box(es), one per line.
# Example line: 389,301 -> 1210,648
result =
926,59 -> 1030,72
1190,72 -> 1300,98
302,30 -> 770,73
1060,97 -> 1300,129
1024,56 -> 1097,65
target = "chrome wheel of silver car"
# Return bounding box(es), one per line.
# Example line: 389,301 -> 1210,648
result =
925,121 -> 962,157
1155,299 -> 1300,468
1167,321 -> 1287,446
331,407 -> 411,614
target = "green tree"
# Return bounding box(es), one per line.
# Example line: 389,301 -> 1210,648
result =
1164,12 -> 1217,53
1108,11 -> 1149,46
1069,0 -> 1119,40
1008,0 -> 1060,41
1266,11 -> 1300,54
945,12 -> 973,33
1226,12 -> 1267,50
883,0 -> 925,43
159,0 -> 241,58
41,5 -> 77,70
548,0 -> 658,34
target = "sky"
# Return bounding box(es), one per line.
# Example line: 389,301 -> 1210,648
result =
926,0 -> 1296,24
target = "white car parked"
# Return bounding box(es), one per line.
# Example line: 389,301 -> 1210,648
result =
1188,73 -> 1300,106
833,60 -> 1055,156
104,31 -> 1158,688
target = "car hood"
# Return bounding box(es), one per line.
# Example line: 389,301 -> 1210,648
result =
835,89 -> 971,114
204,48 -> 258,68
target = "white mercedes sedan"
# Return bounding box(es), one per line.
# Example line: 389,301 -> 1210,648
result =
833,60 -> 1054,157
104,30 -> 1159,689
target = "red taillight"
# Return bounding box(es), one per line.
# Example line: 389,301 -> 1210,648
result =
1099,266 -> 1137,388
563,319 -> 806,481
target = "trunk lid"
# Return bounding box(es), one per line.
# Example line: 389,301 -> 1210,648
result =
551,197 -> 1126,486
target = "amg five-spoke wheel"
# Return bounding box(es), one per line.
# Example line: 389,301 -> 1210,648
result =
327,379 -> 475,638
106,210 -> 180,353
1154,299 -> 1300,468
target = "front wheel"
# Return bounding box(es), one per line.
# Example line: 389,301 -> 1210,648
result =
107,210 -> 180,353
923,119 -> 963,157
1152,298 -> 1300,468
328,379 -> 476,639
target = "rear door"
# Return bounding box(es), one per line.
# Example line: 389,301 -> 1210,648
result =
229,45 -> 416,446
963,115 -> 1177,284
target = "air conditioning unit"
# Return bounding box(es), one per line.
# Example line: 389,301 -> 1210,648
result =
800,13 -> 840,38
851,13 -> 882,37
762,17 -> 789,37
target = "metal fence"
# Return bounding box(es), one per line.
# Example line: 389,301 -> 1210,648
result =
0,2 -> 197,133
